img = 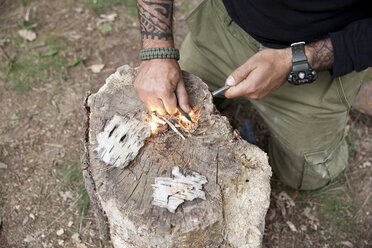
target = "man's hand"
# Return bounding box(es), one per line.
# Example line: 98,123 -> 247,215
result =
225,48 -> 292,100
225,38 -> 334,100
134,59 -> 191,115
135,0 -> 190,115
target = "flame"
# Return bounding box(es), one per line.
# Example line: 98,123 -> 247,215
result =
148,119 -> 158,134
177,107 -> 200,131
147,107 -> 200,135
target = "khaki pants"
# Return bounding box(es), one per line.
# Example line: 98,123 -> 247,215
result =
179,0 -> 364,190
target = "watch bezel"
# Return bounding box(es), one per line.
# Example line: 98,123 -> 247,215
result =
287,68 -> 318,85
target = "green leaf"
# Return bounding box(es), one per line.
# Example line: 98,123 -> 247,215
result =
32,51 -> 40,57
66,226 -> 76,233
48,89 -> 54,95
63,120 -> 68,128
10,115 -> 21,120
66,55 -> 85,68
97,23 -> 112,31
42,50 -> 58,57
17,19 -> 38,30
51,100 -> 59,113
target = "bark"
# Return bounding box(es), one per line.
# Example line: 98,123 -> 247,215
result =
83,65 -> 272,248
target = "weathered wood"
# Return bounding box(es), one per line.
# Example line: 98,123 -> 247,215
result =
83,65 -> 272,248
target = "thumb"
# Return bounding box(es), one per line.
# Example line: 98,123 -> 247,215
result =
226,62 -> 253,87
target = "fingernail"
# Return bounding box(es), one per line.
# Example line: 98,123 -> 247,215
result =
226,76 -> 236,86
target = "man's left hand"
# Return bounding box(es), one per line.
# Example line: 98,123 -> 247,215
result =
225,48 -> 292,100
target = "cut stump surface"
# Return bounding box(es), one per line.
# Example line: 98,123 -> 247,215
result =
83,65 -> 272,248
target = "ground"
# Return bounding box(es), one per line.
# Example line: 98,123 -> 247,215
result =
0,0 -> 371,247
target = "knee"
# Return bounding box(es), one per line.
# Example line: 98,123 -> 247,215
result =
270,137 -> 349,190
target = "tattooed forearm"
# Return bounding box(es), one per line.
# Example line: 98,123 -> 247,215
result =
305,38 -> 334,70
137,0 -> 173,41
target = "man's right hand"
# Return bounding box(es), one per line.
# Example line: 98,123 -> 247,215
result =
134,59 -> 191,115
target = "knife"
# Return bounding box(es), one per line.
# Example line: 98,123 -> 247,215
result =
177,105 -> 192,122
212,85 -> 230,97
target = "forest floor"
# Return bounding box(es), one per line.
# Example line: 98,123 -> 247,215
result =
0,0 -> 371,247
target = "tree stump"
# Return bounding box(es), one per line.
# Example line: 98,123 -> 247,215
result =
83,65 -> 272,248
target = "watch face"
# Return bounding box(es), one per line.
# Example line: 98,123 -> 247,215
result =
287,69 -> 318,85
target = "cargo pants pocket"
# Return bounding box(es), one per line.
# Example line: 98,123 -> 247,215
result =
300,138 -> 348,190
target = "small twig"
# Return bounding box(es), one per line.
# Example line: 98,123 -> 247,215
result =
159,116 -> 185,140
0,46 -> 9,60
151,113 -> 166,125
0,46 -> 13,76
353,191 -> 372,220
343,170 -> 353,192
128,167 -> 138,181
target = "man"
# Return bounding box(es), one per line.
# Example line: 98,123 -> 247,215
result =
134,0 -> 372,190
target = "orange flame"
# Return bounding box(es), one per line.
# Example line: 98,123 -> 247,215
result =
177,107 -> 200,130
148,119 -> 158,134
147,107 -> 200,135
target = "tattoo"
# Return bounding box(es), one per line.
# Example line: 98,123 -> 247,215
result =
306,38 -> 334,70
137,0 -> 173,40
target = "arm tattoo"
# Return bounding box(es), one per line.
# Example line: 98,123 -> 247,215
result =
137,0 -> 173,41
306,37 -> 334,70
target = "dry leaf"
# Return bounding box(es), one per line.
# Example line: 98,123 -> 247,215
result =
56,228 -> 64,236
89,64 -> 105,73
25,7 -> 31,21
0,162 -> 7,169
286,221 -> 297,232
76,243 -> 88,248
100,13 -> 117,22
18,29 -> 36,41
338,241 -> 353,248
97,13 -> 117,25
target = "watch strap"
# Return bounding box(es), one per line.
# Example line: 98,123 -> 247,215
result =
287,41 -> 318,85
291,42 -> 309,71
139,47 -> 180,61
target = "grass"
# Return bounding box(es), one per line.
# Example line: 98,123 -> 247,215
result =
86,0 -> 137,17
298,174 -> 362,244
0,34 -> 67,91
18,0 -> 29,6
57,159 -> 90,217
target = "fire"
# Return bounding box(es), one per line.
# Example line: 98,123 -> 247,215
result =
148,119 -> 158,134
147,113 -> 167,135
147,107 -> 200,135
177,107 -> 200,132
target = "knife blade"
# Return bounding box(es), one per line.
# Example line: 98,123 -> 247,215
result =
177,105 -> 192,122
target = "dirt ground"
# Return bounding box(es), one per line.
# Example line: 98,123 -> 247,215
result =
0,0 -> 371,247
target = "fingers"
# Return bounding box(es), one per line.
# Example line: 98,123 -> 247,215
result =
226,60 -> 255,87
162,92 -> 177,115
150,98 -> 167,115
225,69 -> 268,100
176,78 -> 191,113
224,59 -> 256,98
134,59 -> 189,115
225,78 -> 249,98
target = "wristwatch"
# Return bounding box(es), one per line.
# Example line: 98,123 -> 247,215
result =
287,42 -> 317,85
